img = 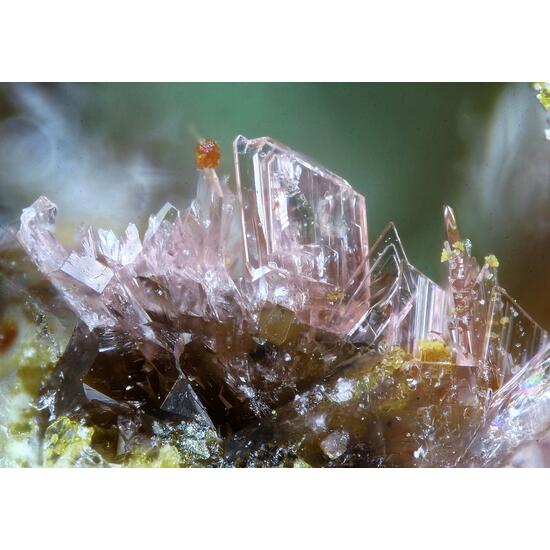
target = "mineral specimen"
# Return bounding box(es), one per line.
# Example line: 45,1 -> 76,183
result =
233,135 -> 368,333
533,82 -> 550,140
195,139 -> 222,169
2,134 -> 550,467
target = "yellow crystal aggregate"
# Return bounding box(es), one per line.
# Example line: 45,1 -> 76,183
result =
534,82 -> 550,111
484,254 -> 499,268
418,339 -> 453,363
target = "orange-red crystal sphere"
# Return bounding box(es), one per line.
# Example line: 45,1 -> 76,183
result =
195,139 -> 221,169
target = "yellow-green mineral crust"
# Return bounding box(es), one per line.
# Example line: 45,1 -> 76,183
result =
43,417 -> 107,467
534,82 -> 550,111
0,310 -> 59,467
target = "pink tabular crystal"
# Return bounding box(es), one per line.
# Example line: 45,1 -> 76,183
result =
233,135 -> 368,331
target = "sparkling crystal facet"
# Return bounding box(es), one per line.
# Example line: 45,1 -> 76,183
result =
234,135 -> 368,330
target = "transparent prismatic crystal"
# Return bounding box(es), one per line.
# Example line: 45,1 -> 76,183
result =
482,287 -> 548,389
344,221 -> 449,356
442,205 -> 482,364
332,223 -> 405,342
389,264 -> 448,358
234,136 -> 368,331
441,206 -> 548,389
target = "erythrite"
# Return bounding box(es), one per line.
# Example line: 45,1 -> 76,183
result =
10,135 -> 550,467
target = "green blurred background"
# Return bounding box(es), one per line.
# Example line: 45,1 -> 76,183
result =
1,83 -> 549,325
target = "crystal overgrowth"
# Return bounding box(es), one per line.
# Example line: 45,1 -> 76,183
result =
5,134 -> 550,467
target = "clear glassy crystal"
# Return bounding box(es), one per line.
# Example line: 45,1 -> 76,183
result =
234,135 -> 368,330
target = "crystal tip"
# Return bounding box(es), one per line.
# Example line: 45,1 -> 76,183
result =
443,204 -> 460,244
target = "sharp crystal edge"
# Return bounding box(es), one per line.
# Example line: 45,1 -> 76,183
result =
3,135 -> 550,467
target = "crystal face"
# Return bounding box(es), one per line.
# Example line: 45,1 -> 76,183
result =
234,136 -> 368,331
3,134 -> 550,467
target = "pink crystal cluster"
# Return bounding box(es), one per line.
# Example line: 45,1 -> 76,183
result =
17,136 -> 376,358
14,135 -> 550,466
17,137 -> 370,341
18,173 -> 239,340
